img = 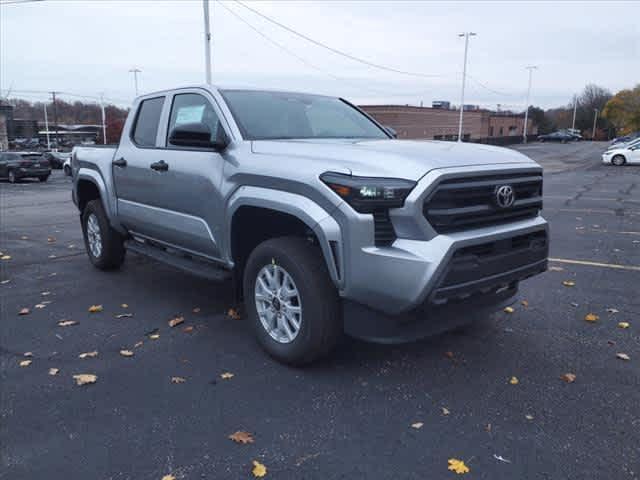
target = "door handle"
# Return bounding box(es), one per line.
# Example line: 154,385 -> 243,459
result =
150,160 -> 169,172
112,157 -> 127,167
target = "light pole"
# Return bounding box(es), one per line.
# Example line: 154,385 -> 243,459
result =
129,68 -> 141,96
203,0 -> 213,84
592,108 -> 599,141
100,94 -> 107,145
571,95 -> 578,131
43,103 -> 51,149
457,32 -> 476,142
522,65 -> 537,144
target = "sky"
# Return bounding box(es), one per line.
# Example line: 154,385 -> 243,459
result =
1,0 -> 638,111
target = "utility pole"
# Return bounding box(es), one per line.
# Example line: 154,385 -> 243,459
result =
50,91 -> 59,150
129,68 -> 141,96
203,0 -> 213,84
571,95 -> 578,130
100,94 -> 107,145
43,102 -> 51,149
457,32 -> 476,142
592,108 -> 599,141
522,65 -> 537,144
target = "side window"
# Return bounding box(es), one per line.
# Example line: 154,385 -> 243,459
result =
167,93 -> 221,145
132,97 -> 165,147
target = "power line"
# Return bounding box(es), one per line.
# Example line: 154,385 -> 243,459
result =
0,0 -> 45,5
233,0 -> 450,79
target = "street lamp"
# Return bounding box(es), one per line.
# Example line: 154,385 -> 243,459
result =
457,32 -> 476,142
522,65 -> 537,144
203,0 -> 213,84
129,68 -> 141,97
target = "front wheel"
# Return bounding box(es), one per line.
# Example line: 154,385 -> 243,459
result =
38,175 -> 49,182
243,236 -> 342,365
612,155 -> 626,166
64,165 -> 71,176
81,199 -> 125,270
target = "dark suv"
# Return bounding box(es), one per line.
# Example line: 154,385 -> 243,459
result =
0,152 -> 51,183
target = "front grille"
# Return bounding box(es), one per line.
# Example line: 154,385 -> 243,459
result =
424,172 -> 543,233
373,210 -> 396,246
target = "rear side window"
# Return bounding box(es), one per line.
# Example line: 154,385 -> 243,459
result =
132,97 -> 164,146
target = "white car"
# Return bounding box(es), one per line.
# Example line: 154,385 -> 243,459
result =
63,158 -> 72,176
602,138 -> 640,166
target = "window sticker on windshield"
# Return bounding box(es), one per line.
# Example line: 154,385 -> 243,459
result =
175,105 -> 205,125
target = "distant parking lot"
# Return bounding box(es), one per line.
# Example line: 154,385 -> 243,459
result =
1,141 -> 638,479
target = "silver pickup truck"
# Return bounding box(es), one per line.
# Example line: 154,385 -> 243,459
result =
72,86 -> 548,364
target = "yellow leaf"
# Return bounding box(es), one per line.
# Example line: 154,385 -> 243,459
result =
161,476 -> 175,480
448,458 -> 470,474
229,430 -> 255,444
584,313 -> 599,322
88,305 -> 103,313
183,325 -> 194,333
57,320 -> 78,327
521,300 -> 529,307
562,280 -> 575,287
49,368 -> 59,376
78,351 -> 98,359
503,306 -> 514,313
252,460 -> 267,478
411,422 -> 424,429
19,359 -> 32,367
221,372 -> 234,380
618,322 -> 630,329
73,374 -> 97,386
227,308 -> 241,320
120,350 -> 134,357
149,333 -> 160,340
121,303 -> 129,308
1,255 -> 11,260
561,373 -> 576,383
171,376 -> 186,384
509,376 -> 519,385
168,316 -> 185,328
616,353 -> 630,361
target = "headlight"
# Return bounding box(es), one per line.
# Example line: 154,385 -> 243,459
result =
320,172 -> 416,213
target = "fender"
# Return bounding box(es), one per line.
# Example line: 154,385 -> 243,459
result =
226,186 -> 344,289
75,168 -> 126,234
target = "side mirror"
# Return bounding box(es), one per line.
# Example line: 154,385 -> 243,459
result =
384,126 -> 398,138
169,122 -> 227,150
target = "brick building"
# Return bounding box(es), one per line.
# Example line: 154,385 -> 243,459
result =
360,105 -> 537,143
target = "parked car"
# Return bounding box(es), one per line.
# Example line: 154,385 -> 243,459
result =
610,131 -> 640,146
0,151 -> 51,183
43,151 -> 70,169
537,131 -> 577,143
602,138 -> 640,166
63,157 -> 72,176
72,86 -> 548,365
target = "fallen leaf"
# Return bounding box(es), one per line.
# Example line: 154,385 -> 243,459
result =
252,460 -> 267,478
485,423 -> 492,432
119,350 -> 134,357
171,376 -> 186,384
227,308 -> 241,320
509,376 -> 519,385
49,368 -> 59,376
88,305 -> 103,313
48,254 -> 57,259
229,431 -> 255,444
78,351 -> 98,359
19,359 -> 32,367
409,421 -> 424,429
493,454 -> 511,464
584,313 -> 599,322
121,303 -> 128,308
444,351 -> 454,359
115,313 -> 133,319
57,320 -> 78,327
616,353 -> 630,361
161,476 -> 175,480
149,333 -> 160,340
35,303 -> 46,309
21,235 -> 29,240
441,407 -> 450,416
1,255 -> 12,260
134,341 -> 143,348
18,308 -> 30,315
570,302 -> 579,307
549,266 -> 564,271
562,280 -> 575,287
220,372 -> 234,380
168,316 -> 185,328
0,279 -> 10,284
448,458 -> 470,474
24,351 -> 33,357
73,374 -> 97,386
192,307 -> 201,313
183,325 -> 194,333
503,306 -> 514,314
41,291 -> 51,296
618,322 -> 630,329
561,373 -> 576,383
521,300 -> 529,307
606,308 -> 619,314
525,414 -> 534,420
47,236 -> 56,243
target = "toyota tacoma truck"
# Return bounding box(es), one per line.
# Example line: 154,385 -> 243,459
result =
71,86 -> 548,365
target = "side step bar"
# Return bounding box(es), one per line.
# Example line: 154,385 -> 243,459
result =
124,240 -> 231,282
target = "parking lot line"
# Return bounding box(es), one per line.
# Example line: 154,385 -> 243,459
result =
549,257 -> 640,272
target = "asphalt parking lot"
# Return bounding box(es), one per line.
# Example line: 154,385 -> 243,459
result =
1,141 -> 639,480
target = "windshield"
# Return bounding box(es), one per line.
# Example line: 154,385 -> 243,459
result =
221,90 -> 389,141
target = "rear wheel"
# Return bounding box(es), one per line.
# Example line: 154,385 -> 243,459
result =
64,165 -> 71,176
243,236 -> 342,365
612,155 -> 626,166
81,199 -> 125,270
8,170 -> 17,183
38,175 -> 49,182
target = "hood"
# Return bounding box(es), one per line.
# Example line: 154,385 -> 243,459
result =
251,139 -> 538,181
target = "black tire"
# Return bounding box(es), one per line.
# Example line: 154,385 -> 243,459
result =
64,165 -> 71,176
8,170 -> 17,183
38,175 -> 49,182
81,199 -> 126,270
243,236 -> 342,365
612,155 -> 626,166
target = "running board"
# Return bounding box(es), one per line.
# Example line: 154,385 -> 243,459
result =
124,240 -> 231,282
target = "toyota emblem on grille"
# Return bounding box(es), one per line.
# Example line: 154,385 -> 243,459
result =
495,185 -> 515,208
